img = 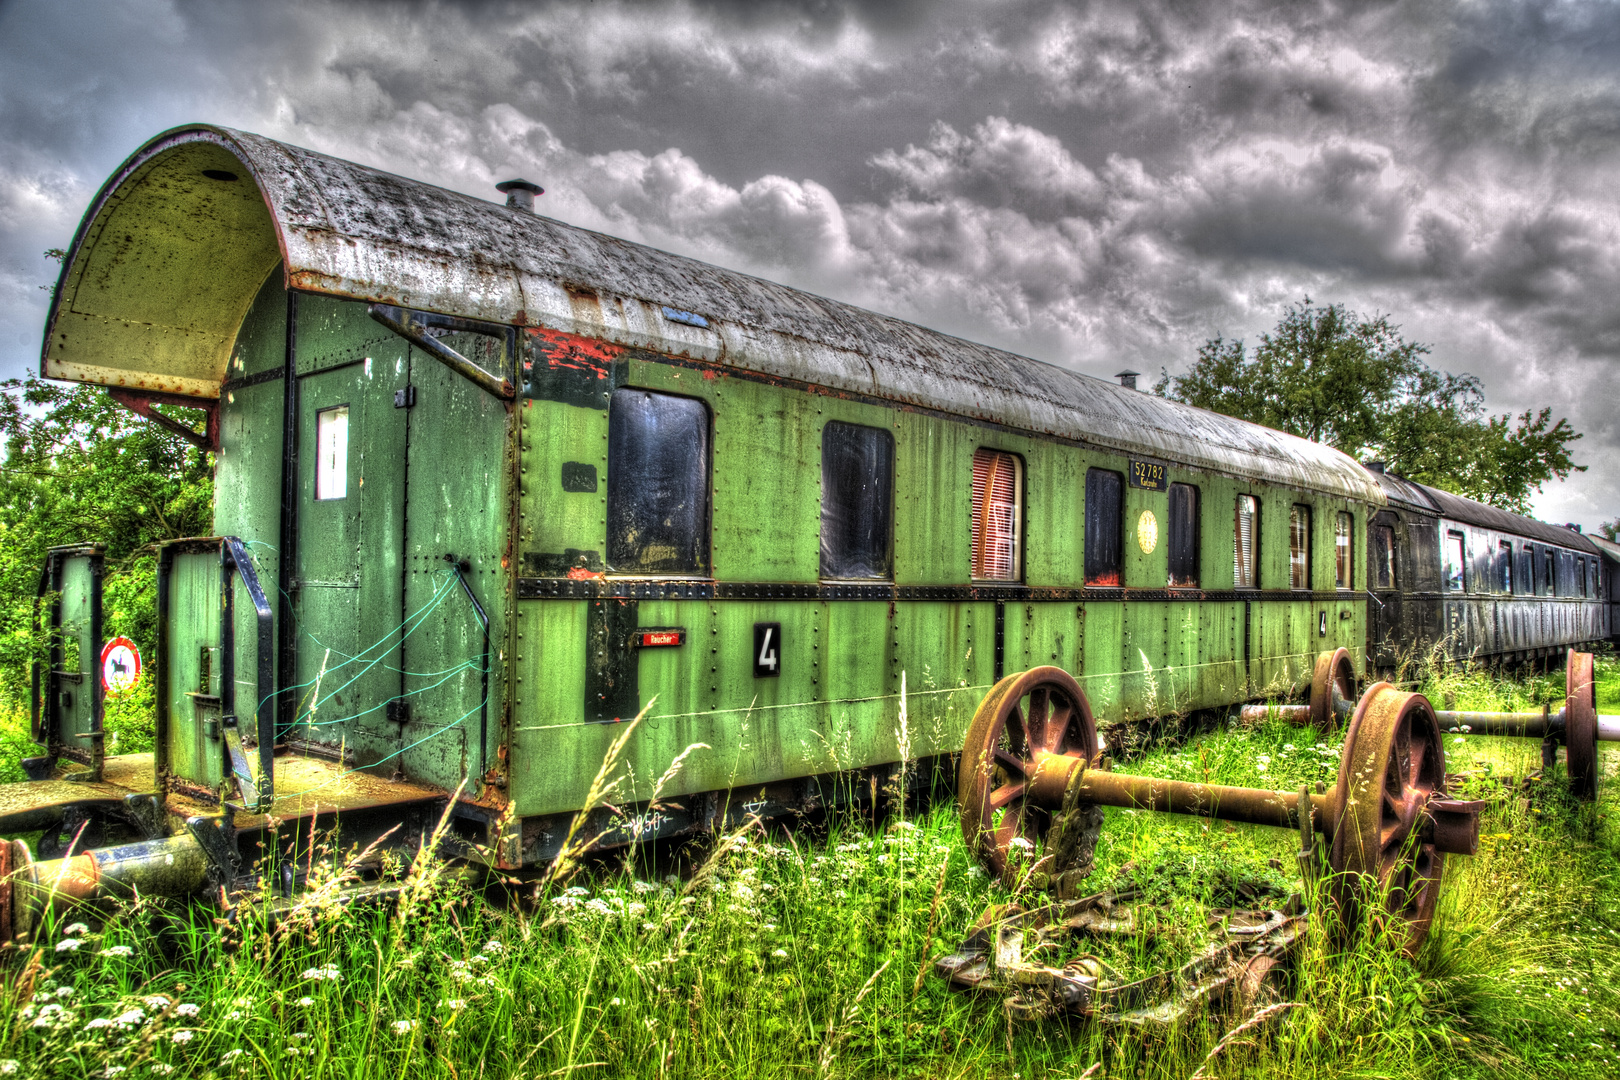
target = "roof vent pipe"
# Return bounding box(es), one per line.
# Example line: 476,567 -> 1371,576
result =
1115,369 -> 1139,390
496,179 -> 544,212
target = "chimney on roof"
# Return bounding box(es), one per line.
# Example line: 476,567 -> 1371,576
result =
1115,369 -> 1140,390
496,179 -> 544,212
1364,461 -> 1386,474
1565,523 -> 1583,533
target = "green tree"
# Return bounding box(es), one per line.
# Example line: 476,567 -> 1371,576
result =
1155,298 -> 1583,513
0,251 -> 214,727
0,374 -> 215,707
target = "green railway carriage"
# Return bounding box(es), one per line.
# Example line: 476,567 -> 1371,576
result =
19,125 -> 1380,878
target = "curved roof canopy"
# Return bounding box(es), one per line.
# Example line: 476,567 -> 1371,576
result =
45,124 -> 1381,503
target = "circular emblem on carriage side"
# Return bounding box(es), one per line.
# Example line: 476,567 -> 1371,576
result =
100,636 -> 142,697
1136,510 -> 1158,555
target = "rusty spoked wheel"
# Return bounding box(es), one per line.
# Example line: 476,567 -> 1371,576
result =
1565,650 -> 1598,801
1310,648 -> 1357,732
959,667 -> 1099,879
1327,682 -> 1446,956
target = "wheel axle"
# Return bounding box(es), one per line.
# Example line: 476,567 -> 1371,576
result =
960,666 -> 1484,955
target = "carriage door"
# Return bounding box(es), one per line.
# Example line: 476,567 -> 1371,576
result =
287,321 -> 411,772
395,321 -> 513,791
31,545 -> 104,778
291,303 -> 511,792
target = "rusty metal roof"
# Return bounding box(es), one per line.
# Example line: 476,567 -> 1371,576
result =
1371,466 -> 1599,553
44,124 -> 1382,502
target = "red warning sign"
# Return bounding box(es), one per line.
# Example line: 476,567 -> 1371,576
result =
100,636 -> 142,696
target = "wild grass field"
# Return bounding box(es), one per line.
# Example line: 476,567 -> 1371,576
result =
0,659 -> 1615,1080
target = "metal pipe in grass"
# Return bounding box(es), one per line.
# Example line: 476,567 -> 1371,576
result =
1,834 -> 211,940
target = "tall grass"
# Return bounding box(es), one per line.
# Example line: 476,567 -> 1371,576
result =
0,661 -> 1616,1078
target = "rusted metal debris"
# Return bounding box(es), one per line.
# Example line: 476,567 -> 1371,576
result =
935,889 -> 1304,1025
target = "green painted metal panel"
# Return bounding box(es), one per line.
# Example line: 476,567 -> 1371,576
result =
165,552 -> 223,789
894,411 -> 974,585
519,398 -> 608,575
1025,443 -> 1082,587
51,556 -> 99,748
224,267 -> 287,381
400,337 -> 512,788
893,601 -> 990,759
708,373 -> 826,583
216,274 -> 290,722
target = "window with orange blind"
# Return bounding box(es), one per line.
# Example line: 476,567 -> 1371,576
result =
970,448 -> 1023,580
1334,511 -> 1353,589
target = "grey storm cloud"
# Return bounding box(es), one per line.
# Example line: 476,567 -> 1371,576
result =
3,0 -> 1620,524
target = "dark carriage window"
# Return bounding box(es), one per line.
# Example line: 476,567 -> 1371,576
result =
971,449 -> 1023,580
1084,469 -> 1124,586
1544,548 -> 1556,595
1167,483 -> 1199,587
1444,532 -> 1466,592
1235,495 -> 1259,588
1334,512 -> 1353,590
1371,524 -> 1395,590
607,389 -> 710,574
1289,505 -> 1311,590
1497,541 -> 1513,594
1518,544 -> 1533,596
821,422 -> 894,579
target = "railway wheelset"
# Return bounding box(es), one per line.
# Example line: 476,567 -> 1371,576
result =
935,649 -> 1614,1019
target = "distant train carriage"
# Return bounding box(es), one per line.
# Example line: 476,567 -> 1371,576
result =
19,124 -> 1386,870
1363,464 -> 1607,669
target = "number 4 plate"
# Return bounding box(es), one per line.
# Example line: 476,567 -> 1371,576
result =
753,622 -> 781,679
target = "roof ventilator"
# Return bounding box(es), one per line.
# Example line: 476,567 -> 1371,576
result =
495,179 -> 544,212
1115,369 -> 1139,390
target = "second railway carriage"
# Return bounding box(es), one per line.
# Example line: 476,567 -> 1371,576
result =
22,124 -> 1382,865
1363,465 -> 1607,669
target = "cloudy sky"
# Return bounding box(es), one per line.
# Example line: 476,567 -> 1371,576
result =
2,0 -> 1617,525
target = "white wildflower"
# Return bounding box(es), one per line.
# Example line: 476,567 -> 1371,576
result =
102,1068 -> 126,1078
175,1002 -> 200,1018
113,1008 -> 145,1027
63,922 -> 88,936
232,997 -> 253,1009
296,996 -> 314,1007
1007,836 -> 1035,852
565,885 -> 589,897
171,1030 -> 194,1044
220,1049 -> 245,1064
85,1017 -> 115,1030
0,1063 -> 17,1076
53,986 -> 74,999
585,898 -> 612,916
632,880 -> 656,895
301,965 -> 340,981
151,1065 -> 176,1076
439,999 -> 466,1010
391,1019 -> 417,1035
55,937 -> 84,952
100,945 -> 134,958
482,940 -> 504,953
550,895 -> 579,910
627,902 -> 647,917
142,995 -> 171,1009
226,1010 -> 243,1021
772,949 -> 789,958
609,997 -> 622,1007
